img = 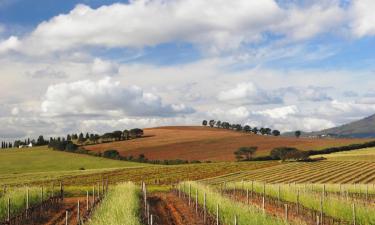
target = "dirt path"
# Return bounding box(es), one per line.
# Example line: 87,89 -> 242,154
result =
147,193 -> 206,225
24,197 -> 89,225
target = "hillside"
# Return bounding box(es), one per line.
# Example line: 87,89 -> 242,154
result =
0,146 -> 145,175
311,114 -> 375,138
84,126 -> 372,161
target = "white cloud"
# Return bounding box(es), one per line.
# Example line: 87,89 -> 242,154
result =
218,82 -> 282,105
0,0 -> 348,55
0,36 -> 20,54
350,0 -> 375,37
275,1 -> 346,41
255,105 -> 298,119
90,58 -> 119,76
317,100 -> 375,120
280,86 -> 332,102
41,77 -> 195,117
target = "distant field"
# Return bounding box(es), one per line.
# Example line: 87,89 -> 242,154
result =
204,161 -> 375,184
312,147 -> 375,161
84,126 -> 372,161
0,146 -> 145,175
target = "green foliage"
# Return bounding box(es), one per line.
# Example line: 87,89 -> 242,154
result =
230,181 -> 375,224
180,181 -> 288,225
103,150 -> 120,159
234,146 -> 257,161
88,182 -> 141,225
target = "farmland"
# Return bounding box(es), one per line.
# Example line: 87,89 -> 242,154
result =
204,160 -> 375,184
84,126 -> 372,161
312,147 -> 375,162
0,146 -> 144,174
1,128 -> 375,224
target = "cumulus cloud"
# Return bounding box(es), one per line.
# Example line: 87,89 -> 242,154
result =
0,0 -> 349,55
317,100 -> 375,119
0,36 -> 20,54
41,77 -> 195,117
218,82 -> 282,105
350,0 -> 375,37
255,105 -> 298,119
275,1 -> 346,41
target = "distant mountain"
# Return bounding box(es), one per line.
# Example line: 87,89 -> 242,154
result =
306,114 -> 375,138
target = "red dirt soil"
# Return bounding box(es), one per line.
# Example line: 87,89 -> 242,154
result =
147,192 -> 206,225
27,197 -> 89,225
85,126 -> 372,161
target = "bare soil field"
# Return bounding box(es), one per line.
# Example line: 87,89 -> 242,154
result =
147,192 -> 206,225
84,126 -> 372,161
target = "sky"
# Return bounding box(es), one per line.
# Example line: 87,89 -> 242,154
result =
1,0 -> 375,139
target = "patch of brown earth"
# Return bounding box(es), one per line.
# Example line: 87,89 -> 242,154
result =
84,126 -> 372,161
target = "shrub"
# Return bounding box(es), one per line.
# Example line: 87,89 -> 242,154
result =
103,150 -> 120,159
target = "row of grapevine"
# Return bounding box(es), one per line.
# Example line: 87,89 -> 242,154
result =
205,161 -> 375,184
224,181 -> 375,224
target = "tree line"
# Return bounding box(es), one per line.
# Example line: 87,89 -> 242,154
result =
1,128 -> 144,150
235,139 -> 375,162
202,119 -> 281,136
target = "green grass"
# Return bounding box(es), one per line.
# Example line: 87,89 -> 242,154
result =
0,186 -> 54,221
0,146 -> 146,175
228,181 -> 375,224
88,182 -> 141,225
311,147 -> 375,161
180,181 -> 289,225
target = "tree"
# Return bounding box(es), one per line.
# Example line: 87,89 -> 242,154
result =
78,133 -> 85,143
252,127 -> 259,134
130,128 -> 144,138
85,133 -> 90,140
112,131 -> 123,141
103,149 -> 120,159
234,146 -> 258,161
272,130 -> 281,136
202,120 -> 208,126
270,147 -> 299,161
216,120 -> 222,128
209,120 -> 215,127
123,130 -> 130,140
36,135 -> 46,146
295,130 -> 302,138
243,125 -> 251,133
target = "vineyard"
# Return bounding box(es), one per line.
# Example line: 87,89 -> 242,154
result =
1,144 -> 375,224
204,161 -> 375,184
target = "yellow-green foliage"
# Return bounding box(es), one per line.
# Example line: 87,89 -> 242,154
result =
88,182 -> 141,225
180,181 -> 289,225
0,186 -> 52,221
229,181 -> 375,224
312,147 -> 375,162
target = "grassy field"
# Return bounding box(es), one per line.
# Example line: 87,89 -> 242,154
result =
204,161 -> 375,184
312,147 -> 375,161
0,146 -> 145,175
84,126 -> 372,161
0,146 -> 279,185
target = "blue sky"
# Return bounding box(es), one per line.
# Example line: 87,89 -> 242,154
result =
1,0 -> 375,139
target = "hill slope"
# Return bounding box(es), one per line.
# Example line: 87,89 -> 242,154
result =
84,126 -> 371,161
0,146 -> 145,175
312,114 -> 375,138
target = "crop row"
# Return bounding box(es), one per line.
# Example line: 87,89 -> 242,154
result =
205,161 -> 375,184
87,182 -> 141,225
226,181 -> 375,224
179,181 -> 289,225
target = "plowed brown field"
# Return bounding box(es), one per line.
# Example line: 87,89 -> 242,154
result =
84,126 -> 372,161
